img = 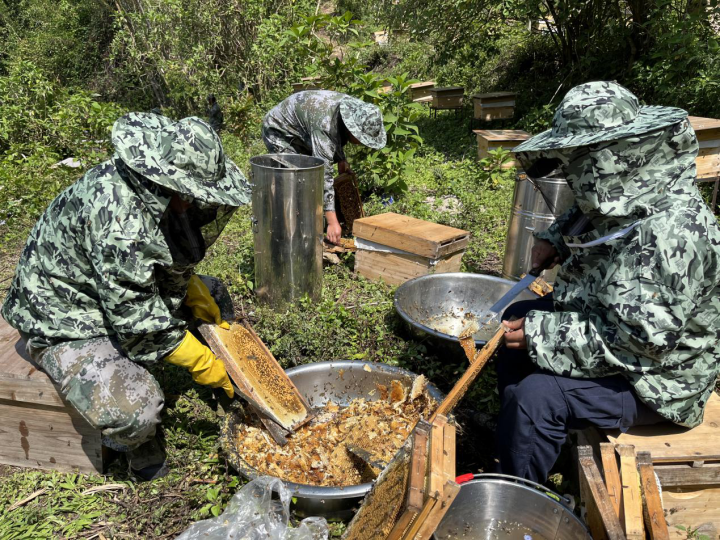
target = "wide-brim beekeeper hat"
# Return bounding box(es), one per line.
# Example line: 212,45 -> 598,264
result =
339,96 -> 387,150
514,81 -> 688,154
112,112 -> 249,207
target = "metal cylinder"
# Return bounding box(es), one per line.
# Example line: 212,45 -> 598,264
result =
502,170 -> 575,283
250,154 -> 324,307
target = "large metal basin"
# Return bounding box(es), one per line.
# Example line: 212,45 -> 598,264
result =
434,474 -> 591,539
220,360 -> 443,520
394,273 -> 539,346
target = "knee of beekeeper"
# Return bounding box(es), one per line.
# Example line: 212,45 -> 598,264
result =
507,371 -> 564,419
197,274 -> 235,320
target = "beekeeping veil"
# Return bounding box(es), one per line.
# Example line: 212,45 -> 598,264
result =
112,112 -> 251,265
514,82 -> 698,239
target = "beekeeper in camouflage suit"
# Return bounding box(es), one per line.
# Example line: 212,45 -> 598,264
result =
494,81 -> 720,482
262,90 -> 386,244
1,112 -> 250,480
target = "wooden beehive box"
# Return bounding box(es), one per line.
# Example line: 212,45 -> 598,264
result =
410,81 -> 436,102
352,213 -> 470,286
600,392 -> 720,538
689,116 -> 720,179
291,76 -> 321,93
474,129 -> 530,169
373,30 -> 389,46
0,318 -> 104,474
431,87 -> 464,109
472,91 -> 517,121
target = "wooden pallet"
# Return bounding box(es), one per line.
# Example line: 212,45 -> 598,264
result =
0,318 -> 104,473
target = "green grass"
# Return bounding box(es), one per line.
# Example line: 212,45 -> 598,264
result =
0,107 -> 514,538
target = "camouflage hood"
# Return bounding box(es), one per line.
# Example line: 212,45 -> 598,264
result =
517,82 -> 697,226
112,112 -> 249,207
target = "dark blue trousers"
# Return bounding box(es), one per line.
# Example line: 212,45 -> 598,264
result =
495,295 -> 663,482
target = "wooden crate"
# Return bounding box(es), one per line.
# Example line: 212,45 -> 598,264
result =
0,318 -> 104,474
689,116 -> 720,179
594,392 -> 720,538
472,92 -> 517,121
410,81 -> 436,102
431,87 -> 464,109
473,129 -> 530,169
352,213 -> 470,286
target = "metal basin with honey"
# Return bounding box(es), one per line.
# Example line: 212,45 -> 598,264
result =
220,360 -> 444,520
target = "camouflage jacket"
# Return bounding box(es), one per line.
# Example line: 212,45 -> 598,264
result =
1,158 -> 192,363
262,91 -> 349,212
528,119 -> 720,427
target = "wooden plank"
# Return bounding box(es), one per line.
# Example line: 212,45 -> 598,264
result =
601,443 -> 623,520
606,393 -> 720,463
0,379 -> 65,408
442,421 -> 456,483
689,116 -> 720,132
353,213 -> 470,259
472,129 -> 530,142
637,452 -> 670,540
413,481 -> 461,540
408,420 -> 430,510
429,325 -> 505,422
428,415 -> 447,499
618,445 -> 645,539
0,399 -> 103,474
654,462 -> 720,486
343,437 -> 413,540
662,485 -> 720,539
577,446 -> 626,540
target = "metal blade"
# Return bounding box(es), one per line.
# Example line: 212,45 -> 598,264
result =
477,273 -> 538,325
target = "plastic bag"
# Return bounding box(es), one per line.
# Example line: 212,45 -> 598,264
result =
176,476 -> 329,540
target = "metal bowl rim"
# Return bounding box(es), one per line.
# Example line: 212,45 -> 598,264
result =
393,273 -> 535,346
250,153 -> 325,171
227,360 -> 444,500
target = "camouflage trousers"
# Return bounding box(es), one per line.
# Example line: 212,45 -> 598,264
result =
27,276 -> 234,452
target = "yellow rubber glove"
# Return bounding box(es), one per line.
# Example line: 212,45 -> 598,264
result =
185,275 -> 230,329
166,331 -> 234,398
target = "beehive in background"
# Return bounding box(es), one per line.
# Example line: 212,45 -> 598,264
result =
473,129 -> 530,169
472,91 -> 517,121
374,30 -> 389,46
409,81 -> 435,102
689,116 -> 720,179
353,213 -> 470,286
431,87 -> 464,109
291,76 -> 321,93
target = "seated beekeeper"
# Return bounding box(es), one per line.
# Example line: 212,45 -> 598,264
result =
261,90 -> 386,244
494,81 -> 720,483
1,112 -> 249,480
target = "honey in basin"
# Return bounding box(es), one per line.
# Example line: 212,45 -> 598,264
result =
233,376 -> 436,487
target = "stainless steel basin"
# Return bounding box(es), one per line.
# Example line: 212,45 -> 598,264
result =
220,360 -> 444,520
394,273 -> 539,346
434,474 -> 591,539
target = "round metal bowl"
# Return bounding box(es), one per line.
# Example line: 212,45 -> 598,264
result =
220,360 -> 443,520
394,273 -> 539,346
434,474 -> 591,540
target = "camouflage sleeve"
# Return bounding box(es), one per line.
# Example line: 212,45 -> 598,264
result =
533,204 -> 581,261
85,203 -> 186,363
524,278 -> 697,378
310,129 -> 337,212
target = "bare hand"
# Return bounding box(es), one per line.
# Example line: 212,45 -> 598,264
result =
531,239 -> 560,271
503,317 -> 527,350
325,211 -> 342,245
338,161 -> 352,175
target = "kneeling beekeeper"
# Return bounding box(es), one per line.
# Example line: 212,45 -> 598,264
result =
1,113 -> 250,480
261,90 -> 386,244
495,81 -> 720,482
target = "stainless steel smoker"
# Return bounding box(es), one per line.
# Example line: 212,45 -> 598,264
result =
502,170 -> 575,283
250,154 -> 324,307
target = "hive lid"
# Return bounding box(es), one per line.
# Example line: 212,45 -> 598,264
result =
689,116 -> 720,134
473,129 -> 530,141
432,86 -> 464,93
473,91 -> 517,99
352,212 -> 470,259
410,81 -> 436,88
